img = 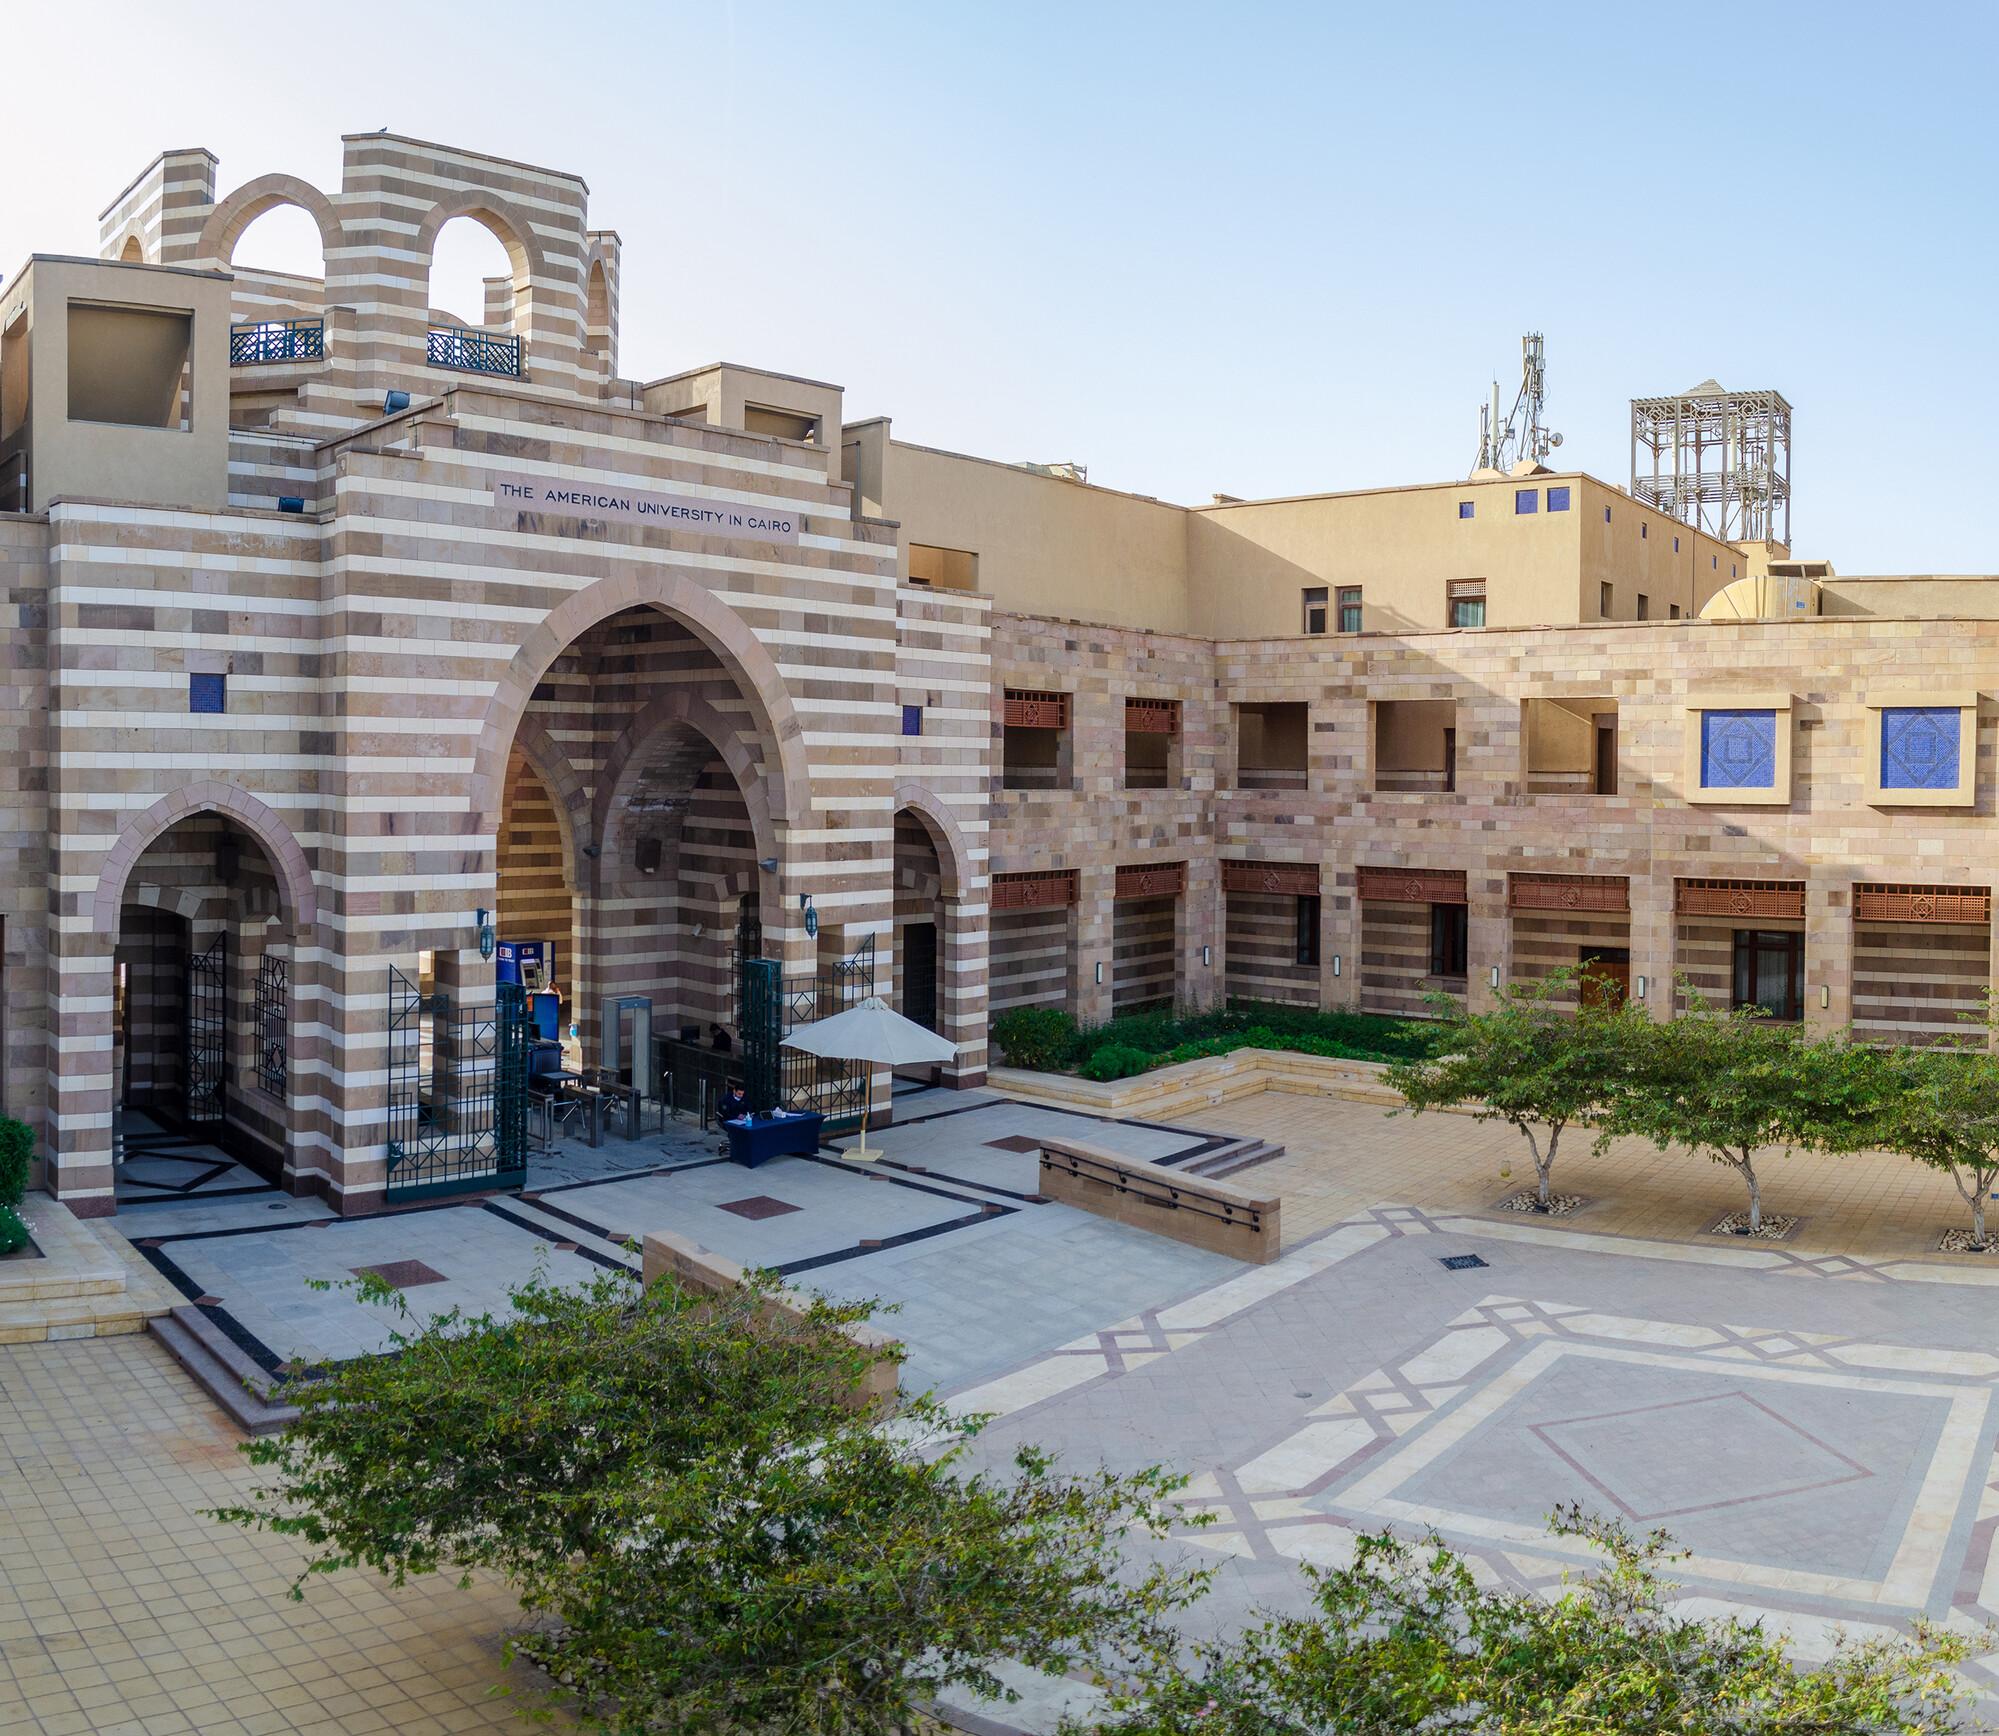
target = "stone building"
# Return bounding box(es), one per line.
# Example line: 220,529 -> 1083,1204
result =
1,131 -> 1992,1217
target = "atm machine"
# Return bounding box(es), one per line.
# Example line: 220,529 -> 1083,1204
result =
497,939 -> 563,1042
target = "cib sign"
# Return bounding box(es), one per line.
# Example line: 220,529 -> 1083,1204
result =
493,473 -> 801,545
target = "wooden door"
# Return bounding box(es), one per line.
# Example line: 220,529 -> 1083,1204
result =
1579,947 -> 1630,1009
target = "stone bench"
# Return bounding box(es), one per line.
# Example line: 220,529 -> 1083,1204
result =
640,1228 -> 902,1411
1038,1138 -> 1282,1264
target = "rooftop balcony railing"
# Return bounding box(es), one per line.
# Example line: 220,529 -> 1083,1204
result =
427,325 -> 522,378
229,318 -> 325,365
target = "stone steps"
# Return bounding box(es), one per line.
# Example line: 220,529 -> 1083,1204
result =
1185,1136 -> 1286,1180
0,1195 -> 179,1343
148,1306 -> 299,1436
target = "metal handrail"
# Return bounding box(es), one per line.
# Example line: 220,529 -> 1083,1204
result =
427,325 -> 522,377
1040,1143 -> 1268,1233
229,318 -> 325,365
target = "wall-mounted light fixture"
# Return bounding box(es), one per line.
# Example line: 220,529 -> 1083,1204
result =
1095,961 -> 1103,984
1489,965 -> 1501,989
800,892 -> 818,940
475,906 -> 496,961
1636,974 -> 1648,1000
1331,953 -> 1341,977
1201,944 -> 1211,967
1822,983 -> 1830,1010
758,857 -> 779,873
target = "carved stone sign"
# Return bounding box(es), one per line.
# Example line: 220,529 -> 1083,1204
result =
493,472 -> 802,544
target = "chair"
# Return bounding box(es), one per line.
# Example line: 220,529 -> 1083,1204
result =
527,1043 -> 584,1147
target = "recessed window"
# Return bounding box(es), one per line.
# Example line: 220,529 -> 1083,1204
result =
1598,582 -> 1613,617
900,704 -> 923,737
1713,555 -> 1719,570
1604,506 -> 1612,523
1337,586 -> 1362,634
1641,522 -> 1648,540
1295,894 -> 1321,967
1429,903 -> 1469,978
68,302 -> 193,431
1514,489 -> 1538,515
1669,603 -> 1681,619
907,543 -> 978,590
189,673 -> 226,714
1732,929 -> 1803,1022
1674,536 -> 1681,553
1447,580 -> 1486,629
1458,500 -> 1475,520
1700,709 -> 1778,790
1547,486 -> 1571,512
1302,586 -> 1329,635
1636,594 -> 1649,621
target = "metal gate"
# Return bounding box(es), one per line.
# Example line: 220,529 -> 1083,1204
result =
740,957 -> 781,1112
736,941 -> 875,1128
386,968 -> 530,1202
255,949 -> 288,1096
185,933 -> 226,1129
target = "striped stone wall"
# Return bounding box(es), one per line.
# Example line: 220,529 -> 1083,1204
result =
1853,922 -> 1990,1046
1111,896 -> 1177,1015
1223,891 -> 1317,1007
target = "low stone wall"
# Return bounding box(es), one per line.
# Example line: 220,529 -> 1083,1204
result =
1038,1137 -> 1282,1264
639,1229 -> 902,1411
992,1046 -> 1403,1119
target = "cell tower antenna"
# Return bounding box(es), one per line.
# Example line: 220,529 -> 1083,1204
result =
1472,332 -> 1563,475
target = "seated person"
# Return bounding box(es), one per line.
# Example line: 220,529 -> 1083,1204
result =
719,1084 -> 749,1122
708,1022 -> 734,1054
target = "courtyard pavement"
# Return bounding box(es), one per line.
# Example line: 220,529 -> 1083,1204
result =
16,1087 -> 1999,1732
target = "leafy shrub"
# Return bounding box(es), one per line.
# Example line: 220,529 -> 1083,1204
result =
1065,1002 -> 1447,1075
0,1117 -> 30,1209
0,1204 -> 24,1258
991,1006 -> 1079,1071
1080,1044 -> 1156,1082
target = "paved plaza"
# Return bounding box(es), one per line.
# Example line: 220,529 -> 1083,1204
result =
13,1088 -> 1999,1731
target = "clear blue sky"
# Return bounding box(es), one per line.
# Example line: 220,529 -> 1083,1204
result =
7,0 -> 1995,572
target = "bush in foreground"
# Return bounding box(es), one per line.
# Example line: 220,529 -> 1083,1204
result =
991,1005 -> 1079,1070
214,1268 -> 1208,1734
1086,1506 -> 1982,1735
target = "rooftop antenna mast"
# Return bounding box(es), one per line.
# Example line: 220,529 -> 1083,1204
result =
1473,332 -> 1562,474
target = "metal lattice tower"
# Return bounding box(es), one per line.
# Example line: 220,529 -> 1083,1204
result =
1630,381 -> 1793,546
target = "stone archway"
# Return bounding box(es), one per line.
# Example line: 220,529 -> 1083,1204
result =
891,784 -> 987,1088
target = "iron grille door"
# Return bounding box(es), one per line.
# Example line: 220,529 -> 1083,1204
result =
740,958 -> 781,1113
386,968 -> 530,1202
255,950 -> 288,1095
185,934 -> 226,1129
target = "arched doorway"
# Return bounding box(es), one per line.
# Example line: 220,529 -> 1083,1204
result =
895,809 -> 945,1044
108,814 -> 297,1204
491,603 -> 798,1123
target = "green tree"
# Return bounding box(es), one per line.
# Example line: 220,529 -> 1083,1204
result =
215,1267 -> 1206,1734
1607,989 -> 1882,1234
1384,967 -> 1651,1212
1084,1508 -> 1980,1735
1874,1039 -> 1999,1247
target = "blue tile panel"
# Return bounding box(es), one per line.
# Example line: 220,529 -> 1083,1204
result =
1700,709 -> 1777,789
1879,706 -> 1960,790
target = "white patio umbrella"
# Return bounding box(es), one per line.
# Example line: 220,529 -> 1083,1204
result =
781,995 -> 954,1160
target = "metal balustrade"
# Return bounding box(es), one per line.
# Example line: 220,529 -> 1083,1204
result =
228,318 -> 324,365
427,325 -> 522,377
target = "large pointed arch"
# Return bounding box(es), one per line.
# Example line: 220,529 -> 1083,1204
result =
469,571 -> 813,839
197,173 -> 344,271
91,782 -> 318,940
592,689 -> 782,870
892,782 -> 976,901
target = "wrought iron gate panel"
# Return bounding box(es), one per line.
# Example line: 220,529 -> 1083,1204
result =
255,949 -> 288,1096
386,968 -> 529,1201
185,934 -> 226,1128
736,938 -> 877,1126
740,958 -> 781,1113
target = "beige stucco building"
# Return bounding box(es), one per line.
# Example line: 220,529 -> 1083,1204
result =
2,131 -> 1994,1218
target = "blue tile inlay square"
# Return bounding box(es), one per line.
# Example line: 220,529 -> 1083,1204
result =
1879,706 -> 1960,791
1700,709 -> 1777,789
